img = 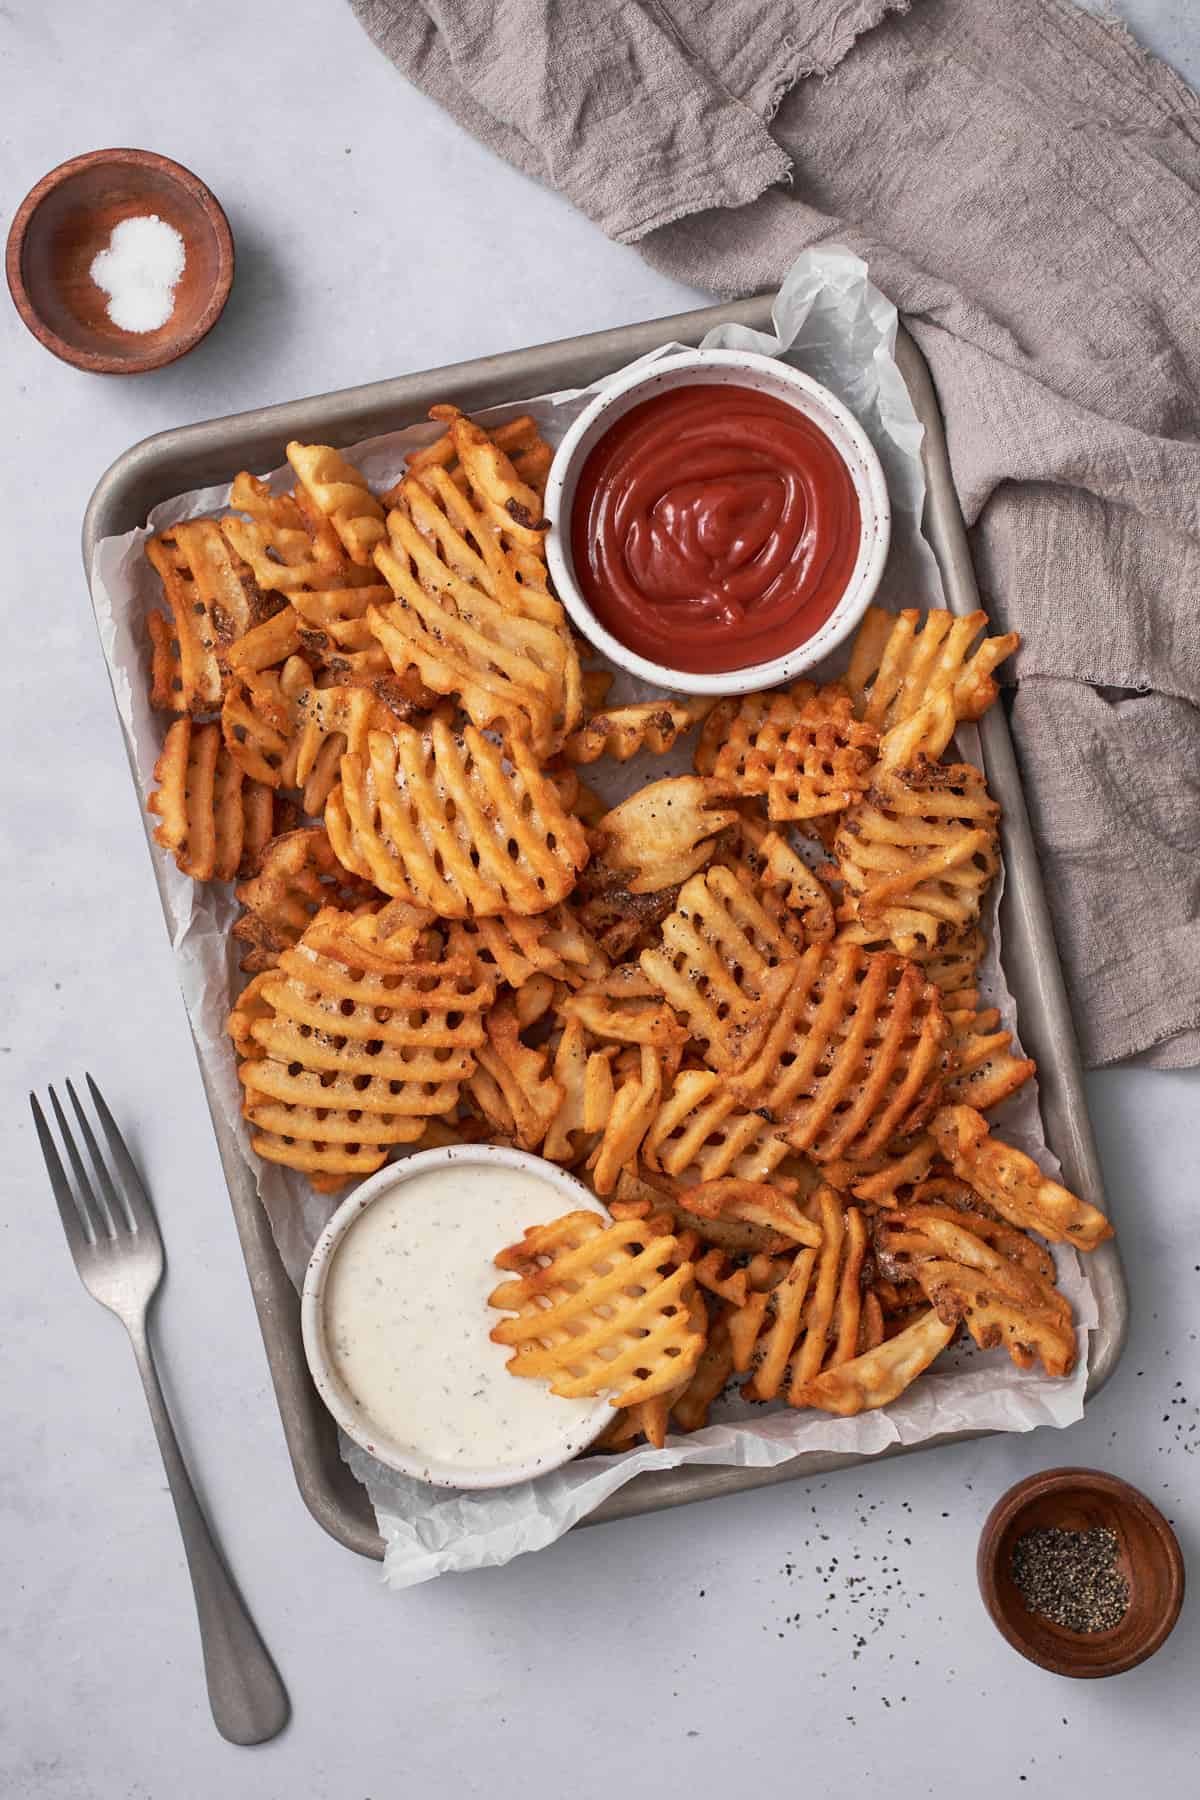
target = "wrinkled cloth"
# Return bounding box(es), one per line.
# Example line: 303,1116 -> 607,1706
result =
349,0 -> 1200,1067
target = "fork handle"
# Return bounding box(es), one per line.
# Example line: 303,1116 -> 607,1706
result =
128,1323 -> 290,1745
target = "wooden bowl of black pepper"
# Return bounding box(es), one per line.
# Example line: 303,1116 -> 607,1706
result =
978,1468 -> 1184,1677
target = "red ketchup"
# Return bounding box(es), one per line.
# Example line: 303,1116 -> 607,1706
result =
570,383 -> 862,674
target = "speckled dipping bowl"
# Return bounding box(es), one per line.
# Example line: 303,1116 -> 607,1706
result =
301,1146 -> 613,1490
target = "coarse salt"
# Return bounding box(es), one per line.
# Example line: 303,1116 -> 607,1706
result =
89,214 -> 186,335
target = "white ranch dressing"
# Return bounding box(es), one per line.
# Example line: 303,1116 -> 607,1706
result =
322,1163 -> 603,1479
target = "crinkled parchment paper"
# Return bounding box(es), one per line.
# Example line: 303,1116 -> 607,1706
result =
90,249 -> 1099,1588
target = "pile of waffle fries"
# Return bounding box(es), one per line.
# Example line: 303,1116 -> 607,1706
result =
140,402 -> 1113,1443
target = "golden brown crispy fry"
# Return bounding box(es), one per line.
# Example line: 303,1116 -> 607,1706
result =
326,716 -> 589,916
671,1313 -> 736,1432
558,967 -> 687,1048
370,411 -> 580,756
883,1210 -> 1075,1376
846,606 -> 1019,731
448,904 -> 608,992
644,1067 -> 796,1187
696,681 -> 878,824
464,992 -> 564,1151
286,442 -> 387,567
562,698 -> 716,766
835,757 -> 1000,959
148,719 -> 273,882
146,522 -> 271,714
489,1212 -> 705,1406
229,905 -> 494,1188
744,1247 -> 818,1401
725,943 -> 948,1163
221,472 -> 377,598
404,410 -> 554,501
682,1178 -> 822,1249
587,1044 -> 664,1195
944,1005 -> 1036,1112
714,811 -> 835,950
640,865 -> 799,1070
232,825 -> 381,972
833,1135 -> 936,1206
790,1307 -> 957,1414
931,1105 -> 1113,1251
592,777 -> 739,895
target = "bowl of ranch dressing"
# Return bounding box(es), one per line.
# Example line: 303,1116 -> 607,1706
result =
301,1146 -> 615,1489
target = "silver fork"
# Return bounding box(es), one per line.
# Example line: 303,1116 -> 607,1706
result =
30,1076 -> 289,1746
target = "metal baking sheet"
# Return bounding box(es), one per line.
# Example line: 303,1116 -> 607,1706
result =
82,300 -> 1128,1562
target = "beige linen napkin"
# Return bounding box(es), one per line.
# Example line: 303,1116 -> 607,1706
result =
349,0 -> 1200,1067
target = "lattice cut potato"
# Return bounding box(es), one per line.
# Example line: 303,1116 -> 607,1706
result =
229,904 -> 495,1190
834,756 -> 1000,958
788,1307 -> 957,1415
876,1205 -> 1075,1377
489,1211 -> 705,1406
370,408 -> 581,756
639,865 -> 800,1070
146,521 -> 275,714
326,715 -> 590,917
846,606 -> 1019,730
590,776 -> 739,895
727,942 -> 949,1163
562,698 -> 715,766
148,719 -> 274,882
448,904 -> 608,991
696,680 -> 879,823
404,407 -> 554,502
643,1066 -> 796,1187
286,441 -> 387,567
232,825 -> 380,972
931,1105 -> 1113,1252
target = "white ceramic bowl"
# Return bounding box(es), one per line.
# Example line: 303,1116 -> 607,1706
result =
301,1145 -> 613,1490
544,347 -> 891,696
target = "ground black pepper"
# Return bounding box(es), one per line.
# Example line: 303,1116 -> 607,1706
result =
1010,1525 -> 1129,1633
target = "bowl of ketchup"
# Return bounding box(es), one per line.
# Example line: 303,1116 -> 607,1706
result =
545,348 -> 890,693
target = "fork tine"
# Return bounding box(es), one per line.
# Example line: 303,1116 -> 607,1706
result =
49,1087 -> 113,1240
31,1091 -> 96,1256
85,1075 -> 157,1238
66,1079 -> 130,1236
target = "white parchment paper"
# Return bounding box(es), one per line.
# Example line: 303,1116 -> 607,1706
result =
90,248 -> 1099,1588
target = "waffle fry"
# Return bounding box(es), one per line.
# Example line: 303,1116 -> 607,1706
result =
449,904 -> 608,991
286,442 -> 387,567
464,992 -> 563,1150
588,1044 -> 663,1194
405,408 -> 554,501
558,967 -> 687,1049
944,1004 -> 1036,1112
592,777 -> 739,895
835,757 -> 1000,958
644,1066 -> 796,1187
878,1208 -> 1075,1376
640,865 -> 800,1070
724,942 -> 948,1163
682,1178 -> 822,1250
931,1105 -> 1113,1251
563,698 -> 715,765
371,410 -> 581,756
326,715 -> 589,916
232,825 -> 380,971
846,606 -> 1019,730
148,719 -> 274,882
146,522 -> 273,714
489,1212 -> 705,1405
696,681 -> 878,824
716,812 -> 835,949
789,1307 -> 957,1415
230,905 -> 494,1188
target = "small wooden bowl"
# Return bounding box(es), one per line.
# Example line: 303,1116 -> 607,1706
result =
978,1467 -> 1184,1678
6,148 -> 233,374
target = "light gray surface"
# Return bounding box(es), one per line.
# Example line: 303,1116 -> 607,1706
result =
1,2 -> 1197,1796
